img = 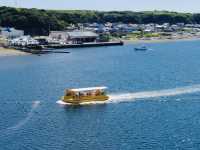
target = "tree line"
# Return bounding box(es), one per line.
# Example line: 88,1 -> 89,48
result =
1,6 -> 200,35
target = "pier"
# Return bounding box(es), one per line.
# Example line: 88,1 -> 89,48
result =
9,41 -> 124,55
45,41 -> 124,49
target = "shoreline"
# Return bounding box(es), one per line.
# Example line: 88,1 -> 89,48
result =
0,37 -> 199,57
122,37 -> 200,44
0,47 -> 29,57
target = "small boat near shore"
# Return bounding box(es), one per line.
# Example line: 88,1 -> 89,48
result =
134,46 -> 148,51
61,87 -> 109,105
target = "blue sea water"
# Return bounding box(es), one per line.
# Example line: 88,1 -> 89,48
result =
1,40 -> 200,149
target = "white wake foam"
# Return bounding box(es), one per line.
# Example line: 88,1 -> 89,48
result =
7,101 -> 40,131
109,85 -> 200,103
56,100 -> 106,106
56,85 -> 200,106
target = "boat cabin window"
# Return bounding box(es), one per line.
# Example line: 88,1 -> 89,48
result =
79,92 -> 87,96
101,90 -> 106,95
65,90 -> 74,96
95,90 -> 101,96
65,88 -> 107,97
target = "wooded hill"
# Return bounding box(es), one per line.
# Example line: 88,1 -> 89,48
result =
1,6 -> 200,35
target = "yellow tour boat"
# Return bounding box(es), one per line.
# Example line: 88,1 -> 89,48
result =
61,86 -> 109,104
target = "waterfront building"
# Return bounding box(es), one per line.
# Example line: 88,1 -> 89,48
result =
34,36 -> 49,45
0,36 -> 7,47
0,27 -> 24,39
10,36 -> 39,46
49,31 -> 68,43
67,31 -> 99,44
49,30 -> 99,44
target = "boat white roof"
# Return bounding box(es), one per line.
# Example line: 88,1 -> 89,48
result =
69,87 -> 108,92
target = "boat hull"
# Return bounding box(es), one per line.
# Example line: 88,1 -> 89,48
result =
62,95 -> 109,105
134,48 -> 147,51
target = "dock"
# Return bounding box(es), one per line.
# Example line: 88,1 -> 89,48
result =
9,41 -> 123,55
42,50 -> 70,54
27,49 -> 70,54
10,46 -> 70,54
45,41 -> 124,49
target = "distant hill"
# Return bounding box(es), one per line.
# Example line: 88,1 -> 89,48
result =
0,6 -> 200,35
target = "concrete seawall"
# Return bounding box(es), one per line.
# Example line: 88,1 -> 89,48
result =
46,41 -> 124,49
8,41 -> 124,55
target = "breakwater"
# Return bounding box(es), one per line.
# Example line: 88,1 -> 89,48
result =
46,41 -> 124,49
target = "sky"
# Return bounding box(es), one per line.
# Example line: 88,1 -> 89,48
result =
0,0 -> 199,13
